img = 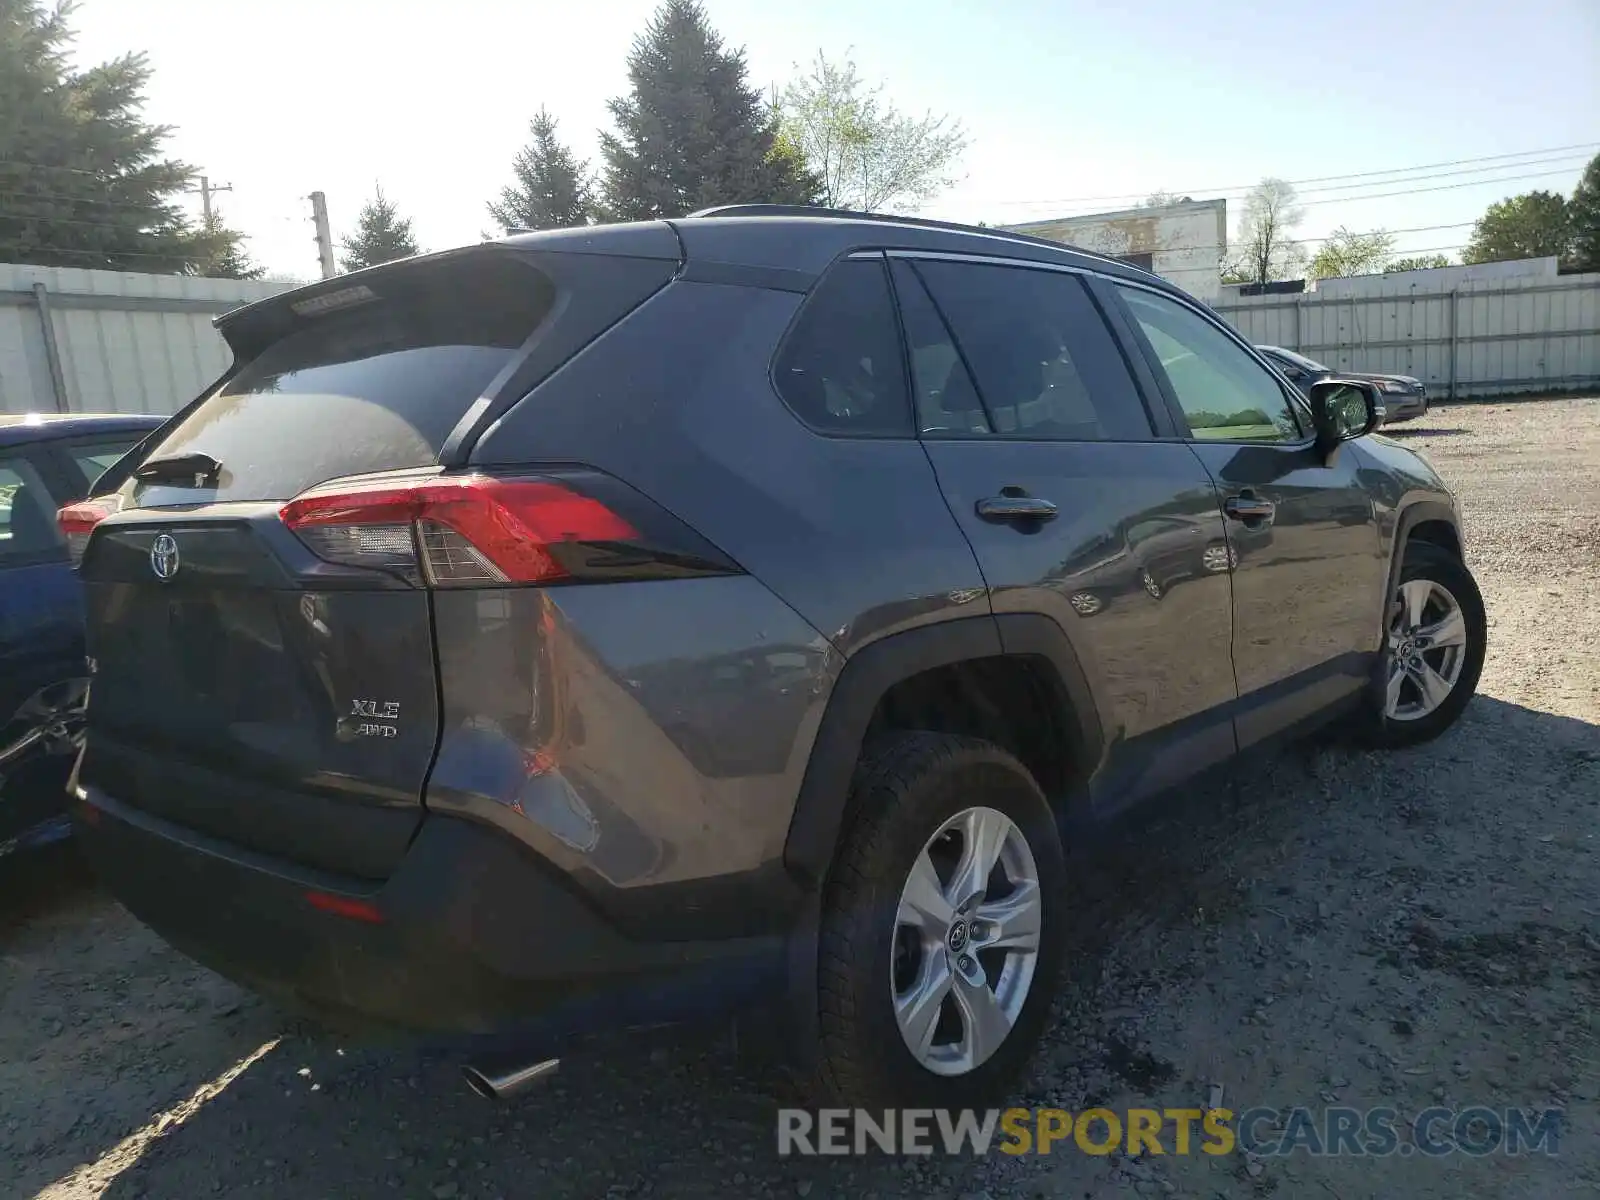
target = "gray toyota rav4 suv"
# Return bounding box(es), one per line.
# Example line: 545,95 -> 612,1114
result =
63,207 -> 1485,1106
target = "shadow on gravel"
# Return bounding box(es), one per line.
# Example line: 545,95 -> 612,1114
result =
0,840 -> 96,939
40,698 -> 1598,1200
1384,427 -> 1470,438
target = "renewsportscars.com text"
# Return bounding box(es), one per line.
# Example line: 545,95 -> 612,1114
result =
777,1106 -> 1563,1158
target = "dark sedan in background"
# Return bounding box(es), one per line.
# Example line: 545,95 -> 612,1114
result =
1257,345 -> 1429,424
1,412 -> 165,857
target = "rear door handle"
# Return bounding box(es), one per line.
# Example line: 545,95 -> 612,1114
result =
976,494 -> 1058,523
1224,495 -> 1275,522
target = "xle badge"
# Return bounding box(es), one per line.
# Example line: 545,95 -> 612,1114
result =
341,699 -> 401,740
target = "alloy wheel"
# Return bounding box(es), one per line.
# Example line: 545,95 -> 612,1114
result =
891,806 -> 1042,1076
1385,578 -> 1469,721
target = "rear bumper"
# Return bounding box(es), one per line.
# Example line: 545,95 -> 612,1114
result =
73,787 -> 783,1044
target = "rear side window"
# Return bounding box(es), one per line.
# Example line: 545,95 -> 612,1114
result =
136,257 -> 555,503
912,260 -> 1154,441
0,456 -> 65,563
773,258 -> 911,436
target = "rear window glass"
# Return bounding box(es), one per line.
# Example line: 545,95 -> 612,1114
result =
135,257 -> 554,503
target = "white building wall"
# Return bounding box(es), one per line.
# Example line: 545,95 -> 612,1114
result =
999,199 -> 1227,301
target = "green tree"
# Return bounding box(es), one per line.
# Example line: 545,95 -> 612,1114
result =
0,0 -> 251,272
1385,254 -> 1452,273
189,209 -> 263,279
488,107 -> 595,232
1565,152 -> 1600,271
1307,226 -> 1397,279
1462,190 -> 1570,264
339,186 -> 419,272
1224,178 -> 1308,285
600,0 -> 820,220
777,50 -> 966,213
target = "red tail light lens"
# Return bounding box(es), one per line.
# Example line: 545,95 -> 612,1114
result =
280,474 -> 641,586
304,890 -> 384,923
57,495 -> 126,566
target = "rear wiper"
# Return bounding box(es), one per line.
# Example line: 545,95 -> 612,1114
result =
133,452 -> 222,487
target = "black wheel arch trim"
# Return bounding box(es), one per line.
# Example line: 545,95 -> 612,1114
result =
1384,500 -> 1462,613
781,613 -> 1103,890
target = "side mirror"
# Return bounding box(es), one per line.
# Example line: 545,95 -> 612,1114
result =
1308,379 -> 1381,457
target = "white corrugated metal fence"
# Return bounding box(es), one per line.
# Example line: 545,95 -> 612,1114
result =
0,263 -> 297,416
1212,271 -> 1599,399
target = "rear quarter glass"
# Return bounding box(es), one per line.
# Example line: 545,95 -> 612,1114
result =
133,256 -> 556,505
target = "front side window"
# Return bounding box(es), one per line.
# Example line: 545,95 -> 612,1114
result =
773,257 -> 911,436
911,260 -> 1154,441
1118,286 -> 1304,442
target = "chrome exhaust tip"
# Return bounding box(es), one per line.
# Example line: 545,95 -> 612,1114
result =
462,1056 -> 560,1101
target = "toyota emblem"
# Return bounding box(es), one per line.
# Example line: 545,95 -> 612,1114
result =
149,533 -> 181,581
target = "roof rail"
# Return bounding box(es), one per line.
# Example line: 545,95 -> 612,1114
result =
682,203 -> 1125,264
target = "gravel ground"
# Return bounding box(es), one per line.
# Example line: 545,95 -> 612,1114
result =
2,397 -> 1596,1200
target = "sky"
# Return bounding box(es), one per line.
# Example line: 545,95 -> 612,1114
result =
62,0 -> 1600,280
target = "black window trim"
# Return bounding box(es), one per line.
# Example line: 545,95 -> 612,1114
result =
873,248 -> 1177,444
767,251 -> 917,441
1102,275 -> 1317,449
889,257 -> 998,437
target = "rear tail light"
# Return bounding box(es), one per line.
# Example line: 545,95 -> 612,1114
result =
280,471 -> 737,588
57,495 -> 126,566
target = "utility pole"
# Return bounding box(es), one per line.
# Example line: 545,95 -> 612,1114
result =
309,191 -> 336,279
185,175 -> 233,223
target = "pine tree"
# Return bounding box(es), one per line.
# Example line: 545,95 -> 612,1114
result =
0,0 -> 251,272
190,210 -> 264,279
599,0 -> 820,220
488,108 -> 594,232
339,186 -> 420,272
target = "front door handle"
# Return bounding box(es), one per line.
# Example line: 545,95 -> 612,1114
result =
1224,494 -> 1275,523
976,494 -> 1058,523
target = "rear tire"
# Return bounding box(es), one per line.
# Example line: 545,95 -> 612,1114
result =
808,732 -> 1066,1107
1365,541 -> 1485,748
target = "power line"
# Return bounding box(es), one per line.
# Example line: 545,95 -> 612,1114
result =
984,145 -> 1597,210
0,242 -> 203,262
1233,141 -> 1599,188
0,188 -> 174,212
1295,168 -> 1581,207
0,160 -> 109,179
0,212 -> 187,231
1009,162 -> 1589,215
1005,166 -> 1585,221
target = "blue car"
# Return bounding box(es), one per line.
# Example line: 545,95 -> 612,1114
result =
1,412 -> 166,857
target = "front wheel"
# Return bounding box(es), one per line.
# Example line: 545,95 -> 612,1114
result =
808,732 -> 1066,1107
1367,541 -> 1486,747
